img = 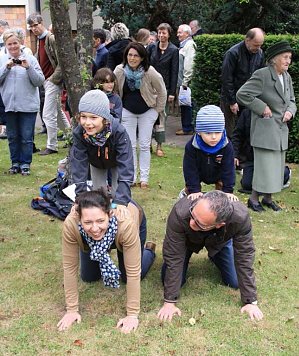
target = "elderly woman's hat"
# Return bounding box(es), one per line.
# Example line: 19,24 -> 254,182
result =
266,41 -> 293,62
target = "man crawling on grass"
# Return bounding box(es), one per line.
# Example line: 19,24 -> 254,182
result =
157,190 -> 264,322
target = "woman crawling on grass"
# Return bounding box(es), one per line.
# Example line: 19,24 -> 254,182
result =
57,188 -> 155,333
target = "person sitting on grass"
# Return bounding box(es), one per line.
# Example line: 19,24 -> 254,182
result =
70,89 -> 133,213
57,188 -> 156,333
180,105 -> 235,197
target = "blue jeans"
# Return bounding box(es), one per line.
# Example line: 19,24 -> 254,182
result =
180,105 -> 193,132
80,208 -> 155,283
161,239 -> 238,289
5,111 -> 37,168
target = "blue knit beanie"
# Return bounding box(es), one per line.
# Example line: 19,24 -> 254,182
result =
78,90 -> 111,120
196,105 -> 225,133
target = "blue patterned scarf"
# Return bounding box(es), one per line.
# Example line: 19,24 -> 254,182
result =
124,64 -> 145,91
79,215 -> 120,288
195,130 -> 227,154
83,122 -> 112,147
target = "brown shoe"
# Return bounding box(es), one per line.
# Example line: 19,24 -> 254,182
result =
140,182 -> 149,189
175,129 -> 194,136
39,148 -> 58,155
145,241 -> 156,253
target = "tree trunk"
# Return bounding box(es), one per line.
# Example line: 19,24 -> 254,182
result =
49,0 -> 85,120
76,0 -> 93,88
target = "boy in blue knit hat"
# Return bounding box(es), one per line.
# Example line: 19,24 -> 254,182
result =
181,105 -> 235,196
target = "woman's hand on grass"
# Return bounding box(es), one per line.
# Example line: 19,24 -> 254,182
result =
57,311 -> 81,331
116,316 -> 139,334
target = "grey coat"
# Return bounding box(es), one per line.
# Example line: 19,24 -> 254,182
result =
0,51 -> 44,112
236,65 -> 296,151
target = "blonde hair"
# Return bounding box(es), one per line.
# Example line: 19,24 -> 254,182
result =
3,29 -> 21,44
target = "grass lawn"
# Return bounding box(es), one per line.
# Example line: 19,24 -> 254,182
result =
0,134 -> 298,355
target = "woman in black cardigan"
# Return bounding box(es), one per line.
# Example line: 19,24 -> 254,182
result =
147,23 -> 179,157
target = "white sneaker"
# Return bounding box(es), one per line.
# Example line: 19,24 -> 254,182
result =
178,188 -> 187,199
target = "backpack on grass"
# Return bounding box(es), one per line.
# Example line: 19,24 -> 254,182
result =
31,174 -> 73,220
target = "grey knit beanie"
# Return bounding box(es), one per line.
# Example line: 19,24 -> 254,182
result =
111,22 -> 129,40
78,90 -> 111,120
196,105 -> 225,133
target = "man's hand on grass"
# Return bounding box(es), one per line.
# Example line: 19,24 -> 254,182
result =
157,302 -> 181,321
241,304 -> 264,321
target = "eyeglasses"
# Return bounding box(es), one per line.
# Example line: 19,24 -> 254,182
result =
189,206 -> 216,230
128,53 -> 141,58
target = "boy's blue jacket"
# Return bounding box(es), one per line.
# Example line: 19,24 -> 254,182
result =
183,135 -> 235,193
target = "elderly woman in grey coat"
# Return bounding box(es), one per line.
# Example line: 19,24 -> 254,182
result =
237,41 -> 296,212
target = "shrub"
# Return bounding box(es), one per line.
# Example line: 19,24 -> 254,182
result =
192,34 -> 299,163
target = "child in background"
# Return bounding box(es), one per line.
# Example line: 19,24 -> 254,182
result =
92,67 -> 122,121
182,105 -> 235,196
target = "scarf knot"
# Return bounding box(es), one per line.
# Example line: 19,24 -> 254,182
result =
124,64 -> 145,91
195,130 -> 228,154
83,122 -> 112,147
79,215 -> 120,288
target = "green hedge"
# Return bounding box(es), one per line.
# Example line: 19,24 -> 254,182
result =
191,34 -> 299,163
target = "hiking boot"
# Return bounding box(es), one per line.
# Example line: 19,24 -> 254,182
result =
145,241 -> 156,253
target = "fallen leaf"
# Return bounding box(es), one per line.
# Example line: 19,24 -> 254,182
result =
200,309 -> 205,317
284,275 -> 288,280
285,316 -> 294,323
258,219 -> 264,222
258,259 -> 262,266
74,339 -> 84,347
189,317 -> 196,325
269,246 -> 283,253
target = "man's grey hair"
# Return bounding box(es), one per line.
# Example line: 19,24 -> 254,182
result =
190,20 -> 200,28
179,24 -> 192,36
104,29 -> 111,42
27,13 -> 43,25
0,20 -> 9,28
201,190 -> 233,223
245,27 -> 265,40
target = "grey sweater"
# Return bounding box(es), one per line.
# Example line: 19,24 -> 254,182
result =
0,51 -> 44,112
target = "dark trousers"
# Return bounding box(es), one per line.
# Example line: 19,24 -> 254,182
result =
180,105 -> 194,132
161,239 -> 238,289
80,212 -> 155,283
241,163 -> 290,192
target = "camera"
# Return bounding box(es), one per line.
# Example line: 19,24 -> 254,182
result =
12,59 -> 22,65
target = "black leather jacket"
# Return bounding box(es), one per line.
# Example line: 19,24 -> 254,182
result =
221,41 -> 264,105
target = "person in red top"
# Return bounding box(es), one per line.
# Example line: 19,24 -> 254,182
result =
27,13 -> 70,155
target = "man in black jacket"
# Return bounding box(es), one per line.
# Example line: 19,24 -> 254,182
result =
220,28 -> 265,138
157,190 -> 264,322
